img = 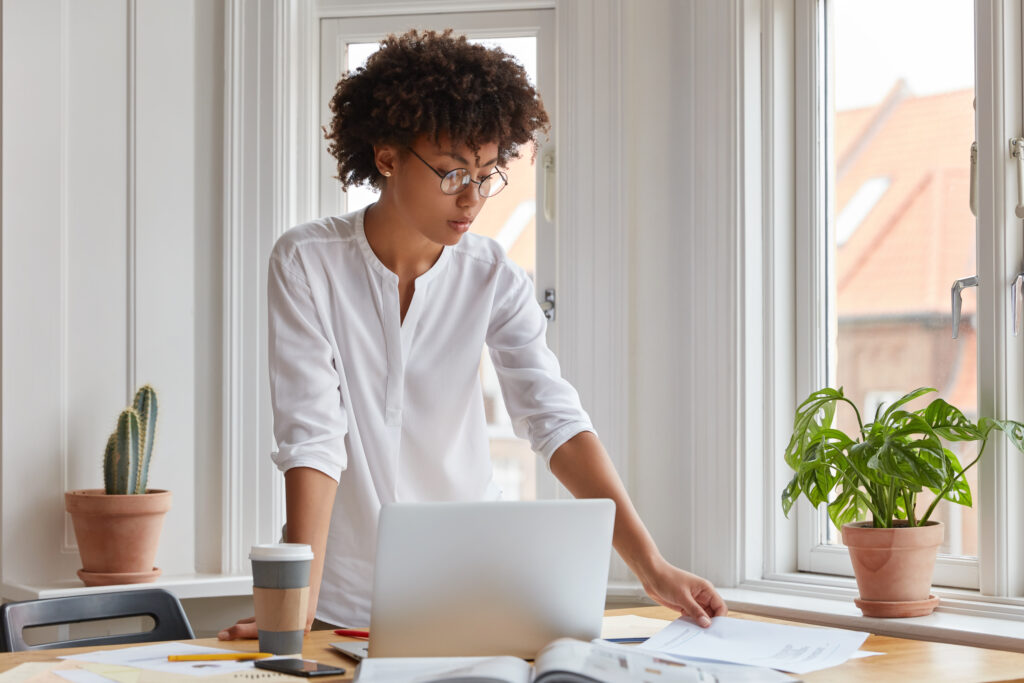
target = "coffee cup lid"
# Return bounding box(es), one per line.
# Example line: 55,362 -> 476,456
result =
249,543 -> 314,561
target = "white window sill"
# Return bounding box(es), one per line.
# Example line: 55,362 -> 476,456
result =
1,574 -> 253,602
609,577 -> 1024,652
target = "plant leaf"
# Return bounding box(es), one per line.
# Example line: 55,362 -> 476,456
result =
781,474 -> 802,518
979,418 -> 1024,454
880,387 -> 937,423
923,398 -> 983,441
828,483 -> 870,528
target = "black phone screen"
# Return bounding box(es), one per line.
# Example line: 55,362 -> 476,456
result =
253,658 -> 346,677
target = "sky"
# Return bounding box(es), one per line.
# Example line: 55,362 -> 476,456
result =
833,0 -> 974,111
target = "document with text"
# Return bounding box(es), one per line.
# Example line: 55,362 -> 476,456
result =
639,616 -> 871,674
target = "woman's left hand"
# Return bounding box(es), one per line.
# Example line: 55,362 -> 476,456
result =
638,559 -> 728,627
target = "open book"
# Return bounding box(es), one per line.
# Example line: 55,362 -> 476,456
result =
353,637 -> 792,682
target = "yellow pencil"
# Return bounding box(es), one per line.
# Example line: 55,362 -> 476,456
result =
168,653 -> 274,661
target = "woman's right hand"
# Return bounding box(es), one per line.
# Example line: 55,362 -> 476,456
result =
218,616 -> 258,640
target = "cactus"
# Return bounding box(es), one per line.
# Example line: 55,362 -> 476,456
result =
102,385 -> 158,495
102,433 -> 117,494
133,385 -> 158,493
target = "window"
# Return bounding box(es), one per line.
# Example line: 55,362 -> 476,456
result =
800,0 -> 982,587
782,0 -> 1024,598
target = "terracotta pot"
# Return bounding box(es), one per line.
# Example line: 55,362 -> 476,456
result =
842,520 -> 943,617
64,489 -> 171,586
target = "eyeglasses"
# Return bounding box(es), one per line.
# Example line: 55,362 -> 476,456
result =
405,146 -> 508,198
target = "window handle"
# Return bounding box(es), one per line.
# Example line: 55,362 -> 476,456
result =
951,275 -> 978,339
543,152 -> 555,221
1013,273 -> 1024,336
1010,138 -> 1024,219
969,142 -> 978,217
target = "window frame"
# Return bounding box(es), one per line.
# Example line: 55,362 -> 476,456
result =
797,0 -> 980,590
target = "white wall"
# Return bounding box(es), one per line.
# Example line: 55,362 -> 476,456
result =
623,0 -> 745,586
1,0 -> 224,590
194,0 -> 227,579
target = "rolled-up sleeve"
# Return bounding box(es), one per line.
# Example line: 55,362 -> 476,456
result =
486,265 -> 595,465
267,251 -> 348,481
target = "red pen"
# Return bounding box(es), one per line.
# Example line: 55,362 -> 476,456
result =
334,628 -> 370,638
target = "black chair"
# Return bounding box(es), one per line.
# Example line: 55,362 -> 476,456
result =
0,588 -> 194,651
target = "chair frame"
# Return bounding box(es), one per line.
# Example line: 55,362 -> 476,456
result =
0,588 -> 194,651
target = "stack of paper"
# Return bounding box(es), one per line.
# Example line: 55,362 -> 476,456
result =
600,615 -> 673,641
0,643 -> 298,683
639,616 -> 875,675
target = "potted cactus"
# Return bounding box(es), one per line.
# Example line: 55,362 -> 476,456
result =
65,385 -> 171,586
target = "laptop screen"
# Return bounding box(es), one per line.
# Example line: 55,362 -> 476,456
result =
368,499 -> 615,659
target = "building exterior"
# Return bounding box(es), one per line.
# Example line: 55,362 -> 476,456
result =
834,83 -> 978,555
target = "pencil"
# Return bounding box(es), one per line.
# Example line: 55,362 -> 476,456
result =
168,653 -> 274,661
333,628 -> 370,638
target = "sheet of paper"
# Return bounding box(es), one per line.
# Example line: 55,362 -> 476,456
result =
579,641 -> 793,683
53,670 -> 119,683
353,655 -> 530,683
68,663 -> 143,683
535,639 -> 701,683
600,615 -> 672,640
639,616 -> 870,674
61,643 -> 280,678
76,661 -> 296,683
0,662 -> 94,683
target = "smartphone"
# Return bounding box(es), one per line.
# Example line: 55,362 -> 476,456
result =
253,658 -> 346,677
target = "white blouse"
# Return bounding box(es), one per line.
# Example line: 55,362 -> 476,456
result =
267,208 -> 594,626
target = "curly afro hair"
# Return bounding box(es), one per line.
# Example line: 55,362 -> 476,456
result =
324,29 -> 550,190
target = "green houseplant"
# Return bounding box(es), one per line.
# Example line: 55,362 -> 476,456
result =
782,386 -> 1024,617
65,385 -> 172,586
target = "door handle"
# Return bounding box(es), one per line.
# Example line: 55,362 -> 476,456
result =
951,275 -> 978,339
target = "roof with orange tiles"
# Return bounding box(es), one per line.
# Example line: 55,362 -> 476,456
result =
836,87 -> 975,317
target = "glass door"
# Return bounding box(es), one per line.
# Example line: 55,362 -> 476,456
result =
319,10 -> 556,500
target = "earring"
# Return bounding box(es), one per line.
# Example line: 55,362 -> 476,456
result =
383,171 -> 392,177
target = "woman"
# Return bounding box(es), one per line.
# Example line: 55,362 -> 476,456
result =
220,28 -> 726,639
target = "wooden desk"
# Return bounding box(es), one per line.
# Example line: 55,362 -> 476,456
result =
3,606 -> 1024,682
611,606 -> 1024,682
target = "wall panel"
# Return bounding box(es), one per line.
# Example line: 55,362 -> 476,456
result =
3,0 -> 130,585
625,0 -> 744,586
2,0 -> 203,589
134,0 -> 196,576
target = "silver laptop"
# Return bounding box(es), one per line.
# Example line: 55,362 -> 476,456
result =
362,499 -> 615,659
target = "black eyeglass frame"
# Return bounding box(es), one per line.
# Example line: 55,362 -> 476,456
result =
405,146 -> 509,198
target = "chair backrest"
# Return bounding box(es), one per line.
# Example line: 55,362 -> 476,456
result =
0,588 -> 194,651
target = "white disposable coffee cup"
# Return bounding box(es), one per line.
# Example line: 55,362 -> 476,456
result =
250,543 -> 314,655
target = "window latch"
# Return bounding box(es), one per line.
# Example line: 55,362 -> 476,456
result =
540,288 -> 556,322
1013,273 -> 1024,336
1009,138 -> 1024,218
969,142 -> 978,217
951,275 -> 978,339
